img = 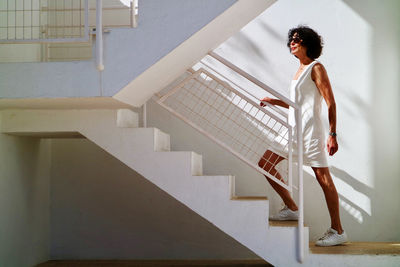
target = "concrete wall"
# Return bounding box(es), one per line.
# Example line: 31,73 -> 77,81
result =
148,0 -> 400,242
49,138 -> 258,260
0,0 -> 236,98
0,118 -> 51,266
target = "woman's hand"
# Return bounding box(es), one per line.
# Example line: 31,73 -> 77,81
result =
327,136 -> 338,156
260,97 -> 273,107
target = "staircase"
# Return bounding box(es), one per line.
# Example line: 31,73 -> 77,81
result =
2,109 -> 400,266
1,109 -> 307,266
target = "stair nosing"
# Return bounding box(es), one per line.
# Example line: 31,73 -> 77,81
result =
231,196 -> 268,201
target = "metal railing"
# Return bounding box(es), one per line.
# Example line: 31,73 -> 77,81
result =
0,0 -> 89,43
0,0 -> 137,43
0,0 -> 138,63
155,52 -> 305,263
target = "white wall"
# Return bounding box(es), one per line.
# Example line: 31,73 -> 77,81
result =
0,0 -> 236,98
148,0 -> 400,242
49,138 -> 259,260
0,117 -> 51,266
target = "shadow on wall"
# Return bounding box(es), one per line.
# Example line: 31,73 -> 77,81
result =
338,0 -> 400,241
50,138 -> 260,259
220,24 -> 290,93
0,135 -> 50,267
330,166 -> 373,238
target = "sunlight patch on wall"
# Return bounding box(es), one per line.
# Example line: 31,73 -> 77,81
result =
334,177 -> 371,216
328,0 -> 374,189
339,198 -> 363,224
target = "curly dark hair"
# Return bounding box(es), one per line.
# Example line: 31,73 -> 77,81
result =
287,26 -> 324,60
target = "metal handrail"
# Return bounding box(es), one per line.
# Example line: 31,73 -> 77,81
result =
0,0 -> 90,44
208,52 -> 299,109
156,53 -> 305,263
199,59 -> 288,119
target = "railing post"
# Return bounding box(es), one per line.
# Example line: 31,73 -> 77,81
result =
96,0 -> 104,71
143,102 -> 147,128
131,0 -> 138,28
295,108 -> 304,263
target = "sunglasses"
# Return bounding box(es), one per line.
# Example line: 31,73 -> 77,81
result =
290,36 -> 302,44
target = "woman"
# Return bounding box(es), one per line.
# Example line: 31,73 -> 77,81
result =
259,26 -> 348,246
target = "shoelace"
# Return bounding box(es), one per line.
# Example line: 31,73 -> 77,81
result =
318,229 -> 334,241
279,205 -> 288,212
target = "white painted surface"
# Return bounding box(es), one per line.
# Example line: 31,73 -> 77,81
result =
1,109 -> 307,266
150,0 -> 400,242
0,0 -> 237,99
0,97 -> 131,110
117,108 -> 139,127
113,0 -> 276,107
0,117 -> 51,266
49,138 -> 260,260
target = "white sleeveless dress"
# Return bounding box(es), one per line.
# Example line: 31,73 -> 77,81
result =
288,61 -> 328,167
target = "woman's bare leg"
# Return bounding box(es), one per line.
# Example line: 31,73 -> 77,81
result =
258,150 -> 298,211
312,167 -> 343,234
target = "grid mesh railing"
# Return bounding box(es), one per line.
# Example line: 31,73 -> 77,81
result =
0,0 -> 89,42
0,0 -> 137,43
156,67 -> 294,191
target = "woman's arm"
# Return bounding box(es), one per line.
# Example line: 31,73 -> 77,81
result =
311,63 -> 338,156
260,97 -> 289,109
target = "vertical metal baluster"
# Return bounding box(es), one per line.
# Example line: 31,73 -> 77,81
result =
69,0 -> 72,38
83,0 -> 88,39
14,0 -> 16,39
23,0 -> 25,39
31,0 -> 33,39
63,0 -> 65,38
7,0 -> 8,39
79,0 -> 81,37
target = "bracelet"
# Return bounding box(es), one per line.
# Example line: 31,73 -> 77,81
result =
329,132 -> 337,137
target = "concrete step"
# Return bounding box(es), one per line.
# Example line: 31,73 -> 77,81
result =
231,196 -> 268,201
269,220 -> 306,227
36,259 -> 272,266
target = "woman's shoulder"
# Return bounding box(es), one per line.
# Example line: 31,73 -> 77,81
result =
311,61 -> 330,81
311,61 -> 327,75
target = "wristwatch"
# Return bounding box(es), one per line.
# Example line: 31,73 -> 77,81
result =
329,132 -> 337,137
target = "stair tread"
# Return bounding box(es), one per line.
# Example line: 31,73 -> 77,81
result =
310,242 -> 400,255
268,220 -> 306,227
37,259 -> 272,266
231,196 -> 268,201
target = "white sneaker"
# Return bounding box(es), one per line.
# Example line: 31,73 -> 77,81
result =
315,228 -> 348,246
269,205 -> 299,221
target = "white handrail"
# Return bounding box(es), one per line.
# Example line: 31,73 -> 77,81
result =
199,60 -> 288,119
208,52 -> 298,109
